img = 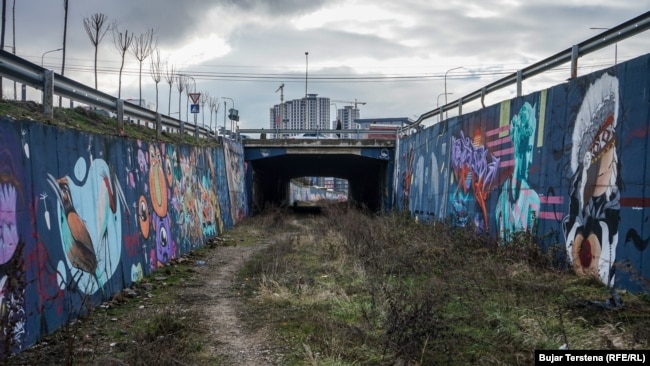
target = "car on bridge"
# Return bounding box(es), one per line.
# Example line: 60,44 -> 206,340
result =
289,132 -> 336,139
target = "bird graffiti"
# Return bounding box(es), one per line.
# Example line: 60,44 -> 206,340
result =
47,174 -> 97,276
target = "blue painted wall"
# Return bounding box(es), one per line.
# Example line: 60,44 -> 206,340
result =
0,119 -> 247,354
395,53 -> 650,293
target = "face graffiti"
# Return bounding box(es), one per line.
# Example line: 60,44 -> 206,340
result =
0,184 -> 18,264
563,73 -> 621,286
495,102 -> 540,241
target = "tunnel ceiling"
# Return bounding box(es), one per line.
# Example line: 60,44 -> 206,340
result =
251,152 -> 385,180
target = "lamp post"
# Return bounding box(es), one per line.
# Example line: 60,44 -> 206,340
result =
221,97 -> 234,138
304,51 -> 309,130
41,47 -> 63,67
590,27 -> 617,65
444,66 -> 463,119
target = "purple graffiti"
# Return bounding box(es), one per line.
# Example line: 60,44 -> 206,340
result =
451,130 -> 500,231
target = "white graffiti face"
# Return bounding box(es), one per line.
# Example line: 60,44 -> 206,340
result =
0,183 -> 18,264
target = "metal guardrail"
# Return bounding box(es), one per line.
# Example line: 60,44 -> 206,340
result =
0,49 -> 217,142
238,128 -> 370,139
409,11 -> 650,131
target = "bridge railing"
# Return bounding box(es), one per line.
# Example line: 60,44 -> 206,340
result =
0,49 -> 217,143
237,128 -> 402,140
407,11 -> 650,133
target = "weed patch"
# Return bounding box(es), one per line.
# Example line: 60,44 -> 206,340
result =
239,206 -> 650,365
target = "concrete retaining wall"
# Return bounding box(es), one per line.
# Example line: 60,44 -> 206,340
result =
0,119 -> 247,354
395,53 -> 650,293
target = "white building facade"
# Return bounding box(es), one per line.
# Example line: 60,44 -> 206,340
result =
270,94 -> 331,132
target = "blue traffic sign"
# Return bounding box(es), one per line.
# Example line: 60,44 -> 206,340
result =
190,104 -> 200,113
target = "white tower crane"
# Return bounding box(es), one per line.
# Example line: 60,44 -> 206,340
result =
275,83 -> 285,129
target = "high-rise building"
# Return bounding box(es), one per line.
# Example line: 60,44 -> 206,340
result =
334,105 -> 362,138
270,94 -> 330,133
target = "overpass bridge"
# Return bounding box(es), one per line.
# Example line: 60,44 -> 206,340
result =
241,131 -> 396,212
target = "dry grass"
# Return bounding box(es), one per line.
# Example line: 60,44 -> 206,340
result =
238,204 -> 650,365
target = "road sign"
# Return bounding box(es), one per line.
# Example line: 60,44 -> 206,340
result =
189,93 -> 201,104
190,104 -> 200,113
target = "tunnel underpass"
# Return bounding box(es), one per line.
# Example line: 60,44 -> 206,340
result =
243,140 -> 395,213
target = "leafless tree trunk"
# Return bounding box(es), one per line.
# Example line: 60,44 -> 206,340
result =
200,92 -> 209,128
1,0 -> 6,99
164,62 -> 175,116
60,0 -> 69,107
183,77 -> 193,123
112,22 -> 134,99
83,13 -> 110,90
130,28 -> 157,107
149,48 -> 162,113
175,73 -> 187,121
209,96 -> 220,133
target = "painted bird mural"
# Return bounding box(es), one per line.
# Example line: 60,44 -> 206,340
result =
47,174 -> 98,276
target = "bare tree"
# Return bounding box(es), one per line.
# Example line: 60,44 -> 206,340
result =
149,49 -> 162,112
130,28 -> 157,107
200,91 -> 209,128
209,96 -> 220,133
183,76 -> 193,123
164,61 -> 175,116
112,22 -> 134,99
83,13 -> 110,90
60,0 -> 69,106
175,73 -> 187,121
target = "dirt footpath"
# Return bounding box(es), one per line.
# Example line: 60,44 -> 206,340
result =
182,243 -> 279,365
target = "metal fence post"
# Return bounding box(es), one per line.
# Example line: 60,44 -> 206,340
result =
571,44 -> 579,79
194,114 -> 199,143
42,70 -> 54,118
516,70 -> 523,97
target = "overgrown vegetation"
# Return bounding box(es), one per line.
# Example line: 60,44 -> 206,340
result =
0,99 -> 219,147
239,205 -> 650,365
7,206 -> 650,364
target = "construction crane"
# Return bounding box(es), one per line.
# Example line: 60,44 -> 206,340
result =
331,99 -> 366,131
331,98 -> 366,110
275,83 -> 285,129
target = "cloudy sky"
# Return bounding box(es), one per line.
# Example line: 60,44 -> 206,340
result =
3,1 -> 649,130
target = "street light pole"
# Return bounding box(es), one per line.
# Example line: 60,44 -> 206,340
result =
41,47 -> 64,67
304,51 -> 309,130
221,97 -> 234,138
444,66 -> 463,119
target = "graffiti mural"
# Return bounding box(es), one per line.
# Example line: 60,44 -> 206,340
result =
396,54 -> 650,291
562,73 -> 621,286
0,119 -> 246,355
449,129 -> 500,231
0,125 -> 27,355
496,102 -> 540,240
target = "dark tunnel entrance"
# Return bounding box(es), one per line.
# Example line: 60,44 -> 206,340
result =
245,143 -> 394,213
